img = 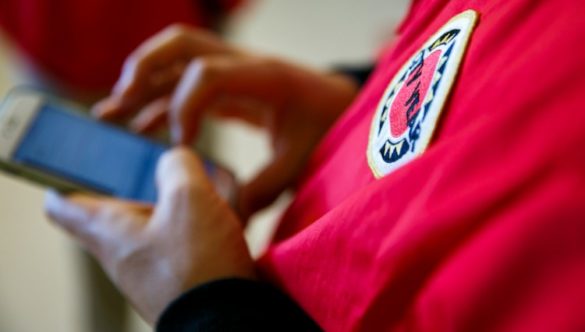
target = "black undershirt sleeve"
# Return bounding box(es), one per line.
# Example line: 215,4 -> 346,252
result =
156,278 -> 322,332
334,63 -> 376,87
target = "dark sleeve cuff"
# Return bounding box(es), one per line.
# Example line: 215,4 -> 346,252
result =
156,278 -> 322,332
333,63 -> 376,87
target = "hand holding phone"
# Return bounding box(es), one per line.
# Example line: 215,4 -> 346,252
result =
45,147 -> 255,324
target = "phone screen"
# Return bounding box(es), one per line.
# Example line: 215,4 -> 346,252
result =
12,103 -> 165,202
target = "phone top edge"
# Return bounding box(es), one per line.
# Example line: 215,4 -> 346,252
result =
0,92 -> 43,159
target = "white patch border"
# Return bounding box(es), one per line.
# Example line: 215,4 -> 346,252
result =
367,10 -> 478,178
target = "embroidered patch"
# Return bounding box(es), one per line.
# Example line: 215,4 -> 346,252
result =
367,10 -> 478,178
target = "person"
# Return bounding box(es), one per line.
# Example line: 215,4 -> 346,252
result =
46,0 -> 585,331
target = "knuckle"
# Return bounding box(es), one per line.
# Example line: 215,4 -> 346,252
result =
171,181 -> 200,198
166,182 -> 201,206
165,23 -> 191,37
185,57 -> 222,85
261,55 -> 284,69
125,45 -> 152,71
185,58 -> 208,77
122,53 -> 140,73
261,55 -> 288,81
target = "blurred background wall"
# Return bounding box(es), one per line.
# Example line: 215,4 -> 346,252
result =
0,0 -> 409,331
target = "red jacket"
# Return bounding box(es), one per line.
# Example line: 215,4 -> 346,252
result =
258,0 -> 585,331
0,0 -> 242,91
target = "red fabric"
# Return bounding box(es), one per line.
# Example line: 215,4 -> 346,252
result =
258,0 -> 585,331
0,0 -> 243,91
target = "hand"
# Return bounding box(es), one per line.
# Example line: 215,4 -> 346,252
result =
93,24 -> 358,220
45,147 -> 255,324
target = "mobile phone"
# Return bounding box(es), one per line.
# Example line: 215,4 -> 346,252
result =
0,88 -> 235,203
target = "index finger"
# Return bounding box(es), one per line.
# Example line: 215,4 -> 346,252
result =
169,56 -> 289,144
94,25 -> 236,120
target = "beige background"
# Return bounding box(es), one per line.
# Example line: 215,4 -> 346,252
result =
0,0 -> 409,331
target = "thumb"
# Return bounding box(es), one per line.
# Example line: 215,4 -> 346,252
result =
155,147 -> 214,213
